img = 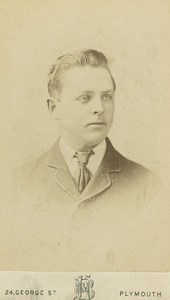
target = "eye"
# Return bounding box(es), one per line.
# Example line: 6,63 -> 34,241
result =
101,94 -> 113,101
76,95 -> 91,103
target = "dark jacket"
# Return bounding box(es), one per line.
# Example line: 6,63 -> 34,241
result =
15,137 -> 158,204
7,137 -> 169,272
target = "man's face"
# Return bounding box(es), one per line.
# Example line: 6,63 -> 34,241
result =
54,66 -> 115,151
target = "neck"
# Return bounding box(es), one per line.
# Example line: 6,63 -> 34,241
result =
60,136 -> 98,152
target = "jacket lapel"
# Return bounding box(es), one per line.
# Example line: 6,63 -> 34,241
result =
47,139 -> 80,200
80,138 -> 122,202
46,137 -> 122,202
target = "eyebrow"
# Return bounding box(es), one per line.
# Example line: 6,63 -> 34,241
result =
80,90 -> 93,93
80,89 -> 114,93
101,89 -> 114,93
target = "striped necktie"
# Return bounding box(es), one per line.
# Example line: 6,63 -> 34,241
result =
73,150 -> 94,193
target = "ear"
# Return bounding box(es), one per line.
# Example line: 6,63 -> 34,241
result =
47,98 -> 59,120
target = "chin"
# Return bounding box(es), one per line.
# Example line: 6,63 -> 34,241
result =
84,134 -> 106,149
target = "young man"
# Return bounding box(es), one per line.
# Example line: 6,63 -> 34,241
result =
10,49 -> 169,271
19,49 -> 156,202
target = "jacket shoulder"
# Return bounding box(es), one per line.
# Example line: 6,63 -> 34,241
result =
106,138 -> 160,186
13,151 -> 49,188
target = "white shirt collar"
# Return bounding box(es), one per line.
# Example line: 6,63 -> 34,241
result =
59,137 -> 106,176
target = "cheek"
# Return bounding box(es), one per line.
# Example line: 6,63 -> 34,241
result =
60,105 -> 71,115
62,112 -> 82,129
58,103 -> 73,122
105,105 -> 114,118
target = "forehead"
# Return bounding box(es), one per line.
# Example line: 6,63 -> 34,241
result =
61,66 -> 114,92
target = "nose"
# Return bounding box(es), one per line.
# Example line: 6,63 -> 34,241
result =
91,96 -> 104,114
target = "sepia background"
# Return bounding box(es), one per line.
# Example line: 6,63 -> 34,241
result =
0,0 -> 170,192
0,0 -> 170,277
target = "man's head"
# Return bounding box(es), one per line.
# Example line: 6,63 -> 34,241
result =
47,49 -> 116,151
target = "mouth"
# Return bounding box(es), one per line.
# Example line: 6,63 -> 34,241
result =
86,122 -> 107,127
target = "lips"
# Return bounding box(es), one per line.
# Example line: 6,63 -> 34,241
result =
87,121 -> 106,126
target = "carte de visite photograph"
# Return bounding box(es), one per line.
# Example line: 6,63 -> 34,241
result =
0,0 -> 170,273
